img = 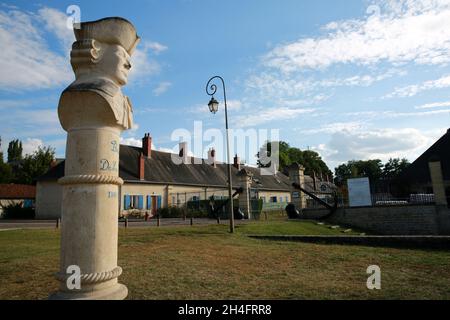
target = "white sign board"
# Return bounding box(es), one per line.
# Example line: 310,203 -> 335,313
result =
347,177 -> 372,207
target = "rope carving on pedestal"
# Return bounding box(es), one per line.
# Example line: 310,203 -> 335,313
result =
55,266 -> 123,284
58,175 -> 124,186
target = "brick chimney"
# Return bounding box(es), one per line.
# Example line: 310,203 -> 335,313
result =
233,154 -> 240,171
179,142 -> 189,164
142,133 -> 152,158
139,152 -> 145,180
208,148 -> 216,168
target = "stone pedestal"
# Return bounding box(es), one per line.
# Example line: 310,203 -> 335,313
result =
288,163 -> 306,210
429,159 -> 447,206
50,93 -> 128,300
238,169 -> 253,219
51,126 -> 126,300
50,17 -> 140,300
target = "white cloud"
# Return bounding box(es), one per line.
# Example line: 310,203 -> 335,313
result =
158,147 -> 175,154
15,109 -> 59,125
386,74 -> 450,98
153,81 -> 172,96
120,136 -> 166,150
1,3 -> 19,10
0,6 -> 167,90
22,138 -> 44,155
144,41 -> 168,55
302,121 -> 365,134
1,108 -> 63,138
120,137 -> 142,148
315,127 -> 447,169
129,47 -> 160,80
233,107 -> 316,128
319,69 -> 404,87
225,100 -> 243,111
0,99 -> 32,109
346,108 -> 450,119
263,0 -> 450,72
415,100 -> 450,109
0,7 -> 73,90
281,94 -> 330,107
246,69 -> 401,101
129,40 -> 168,84
37,7 -> 75,51
246,72 -> 313,99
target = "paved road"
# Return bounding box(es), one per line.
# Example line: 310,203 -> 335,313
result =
0,218 -> 250,230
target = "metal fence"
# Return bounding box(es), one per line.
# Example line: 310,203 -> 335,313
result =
262,202 -> 289,211
409,194 -> 435,204
304,194 -> 342,209
169,189 -> 229,208
371,193 -> 435,206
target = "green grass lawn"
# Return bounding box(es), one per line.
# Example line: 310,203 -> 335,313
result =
0,220 -> 449,300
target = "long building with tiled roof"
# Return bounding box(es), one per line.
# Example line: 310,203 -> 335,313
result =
36,134 -> 335,219
0,184 -> 36,217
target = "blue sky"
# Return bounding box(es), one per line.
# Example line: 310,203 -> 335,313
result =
2,0 -> 450,170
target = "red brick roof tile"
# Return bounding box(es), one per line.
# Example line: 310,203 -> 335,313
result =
0,184 -> 36,199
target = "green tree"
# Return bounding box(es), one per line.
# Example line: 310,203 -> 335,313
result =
15,146 -> 55,185
334,161 -> 354,186
7,139 -> 22,163
382,158 -> 410,179
0,136 -> 3,162
257,141 -> 291,169
356,159 -> 383,182
334,159 -> 383,186
301,150 -> 332,177
0,136 -> 13,183
0,161 -> 13,183
257,141 -> 332,177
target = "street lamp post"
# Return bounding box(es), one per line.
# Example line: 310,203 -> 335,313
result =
206,76 -> 235,233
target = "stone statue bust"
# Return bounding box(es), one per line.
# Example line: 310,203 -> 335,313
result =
53,17 -> 140,301
59,17 -> 140,130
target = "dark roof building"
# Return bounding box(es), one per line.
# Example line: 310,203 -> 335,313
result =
398,128 -> 450,194
36,137 -> 337,220
39,144 -> 293,192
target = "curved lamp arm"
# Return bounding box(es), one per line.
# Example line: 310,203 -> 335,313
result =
205,75 -> 235,233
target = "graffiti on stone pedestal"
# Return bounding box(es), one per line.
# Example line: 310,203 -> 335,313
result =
100,159 -> 118,172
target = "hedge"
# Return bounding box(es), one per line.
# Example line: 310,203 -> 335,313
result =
2,203 -> 35,220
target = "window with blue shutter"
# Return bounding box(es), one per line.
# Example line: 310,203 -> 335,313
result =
138,195 -> 144,209
157,196 -> 162,209
24,199 -> 33,208
124,195 -> 131,209
146,195 -> 152,209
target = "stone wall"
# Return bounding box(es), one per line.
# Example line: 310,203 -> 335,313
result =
35,181 -> 63,220
302,205 -> 450,235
